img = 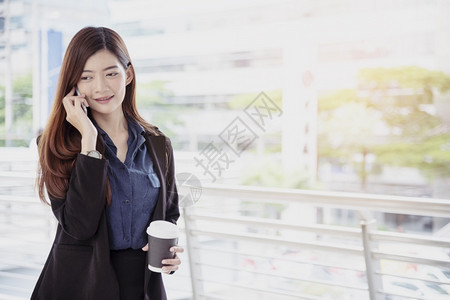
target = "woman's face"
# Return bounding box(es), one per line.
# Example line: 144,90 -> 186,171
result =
76,49 -> 133,117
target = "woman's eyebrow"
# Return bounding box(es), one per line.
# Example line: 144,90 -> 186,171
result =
82,65 -> 119,73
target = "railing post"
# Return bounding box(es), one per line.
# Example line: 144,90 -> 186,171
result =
360,218 -> 382,300
183,207 -> 203,300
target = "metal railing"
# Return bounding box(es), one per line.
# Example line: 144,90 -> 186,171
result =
0,148 -> 193,300
180,184 -> 450,300
1,147 -> 450,300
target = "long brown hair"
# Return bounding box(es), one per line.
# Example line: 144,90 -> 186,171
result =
37,26 -> 159,204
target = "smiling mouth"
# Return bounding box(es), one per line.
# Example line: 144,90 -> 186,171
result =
94,95 -> 114,103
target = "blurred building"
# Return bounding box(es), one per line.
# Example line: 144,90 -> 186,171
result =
1,0 -> 449,188
0,0 -> 110,141
109,0 -> 450,186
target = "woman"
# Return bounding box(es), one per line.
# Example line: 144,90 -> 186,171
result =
32,26 -> 183,300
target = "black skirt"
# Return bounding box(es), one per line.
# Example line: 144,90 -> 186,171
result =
110,248 -> 147,300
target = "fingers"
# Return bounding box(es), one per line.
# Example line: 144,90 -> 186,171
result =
142,245 -> 183,254
61,90 -> 96,137
170,246 -> 184,253
162,256 -> 180,266
141,245 -> 184,273
161,245 -> 184,274
62,90 -> 87,115
62,96 -> 85,117
161,254 -> 181,273
73,88 -> 89,107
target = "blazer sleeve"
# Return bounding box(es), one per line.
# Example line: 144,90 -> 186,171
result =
49,154 -> 109,240
165,137 -> 180,224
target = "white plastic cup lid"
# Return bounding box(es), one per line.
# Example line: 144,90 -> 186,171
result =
146,220 -> 178,239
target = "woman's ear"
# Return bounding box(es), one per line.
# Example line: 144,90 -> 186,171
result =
125,65 -> 134,85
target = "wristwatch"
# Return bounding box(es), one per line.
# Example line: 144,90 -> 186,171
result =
82,150 -> 102,159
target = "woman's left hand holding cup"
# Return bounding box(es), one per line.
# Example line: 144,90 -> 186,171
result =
141,244 -> 184,274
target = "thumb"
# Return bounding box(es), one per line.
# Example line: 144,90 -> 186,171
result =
142,243 -> 149,252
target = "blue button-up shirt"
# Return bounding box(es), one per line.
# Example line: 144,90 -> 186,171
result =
95,118 -> 160,250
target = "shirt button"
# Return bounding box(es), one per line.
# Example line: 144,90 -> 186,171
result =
124,199 -> 130,205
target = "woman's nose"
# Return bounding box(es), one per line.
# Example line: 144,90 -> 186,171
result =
93,77 -> 108,93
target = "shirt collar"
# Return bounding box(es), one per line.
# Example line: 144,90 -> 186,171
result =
127,117 -> 146,140
91,115 -> 146,153
90,115 -> 145,138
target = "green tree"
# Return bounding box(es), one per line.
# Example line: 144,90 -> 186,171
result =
0,85 -> 5,127
318,93 -> 382,189
228,89 -> 282,110
241,155 -> 309,189
136,80 -> 172,107
13,73 -> 33,145
318,66 -> 450,189
0,74 -> 33,146
13,73 -> 33,120
135,80 -> 185,139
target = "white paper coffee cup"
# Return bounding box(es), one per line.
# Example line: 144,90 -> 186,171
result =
146,221 -> 179,273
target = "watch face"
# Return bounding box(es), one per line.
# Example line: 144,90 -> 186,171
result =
87,150 -> 102,159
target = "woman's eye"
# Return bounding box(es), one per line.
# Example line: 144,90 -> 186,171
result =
80,76 -> 92,80
107,72 -> 119,77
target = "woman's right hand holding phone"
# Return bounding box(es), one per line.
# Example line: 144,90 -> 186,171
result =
62,87 -> 98,151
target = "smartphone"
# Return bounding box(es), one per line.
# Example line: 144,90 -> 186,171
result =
75,86 -> 87,114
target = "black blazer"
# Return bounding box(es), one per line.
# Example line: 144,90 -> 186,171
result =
31,132 -> 180,300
